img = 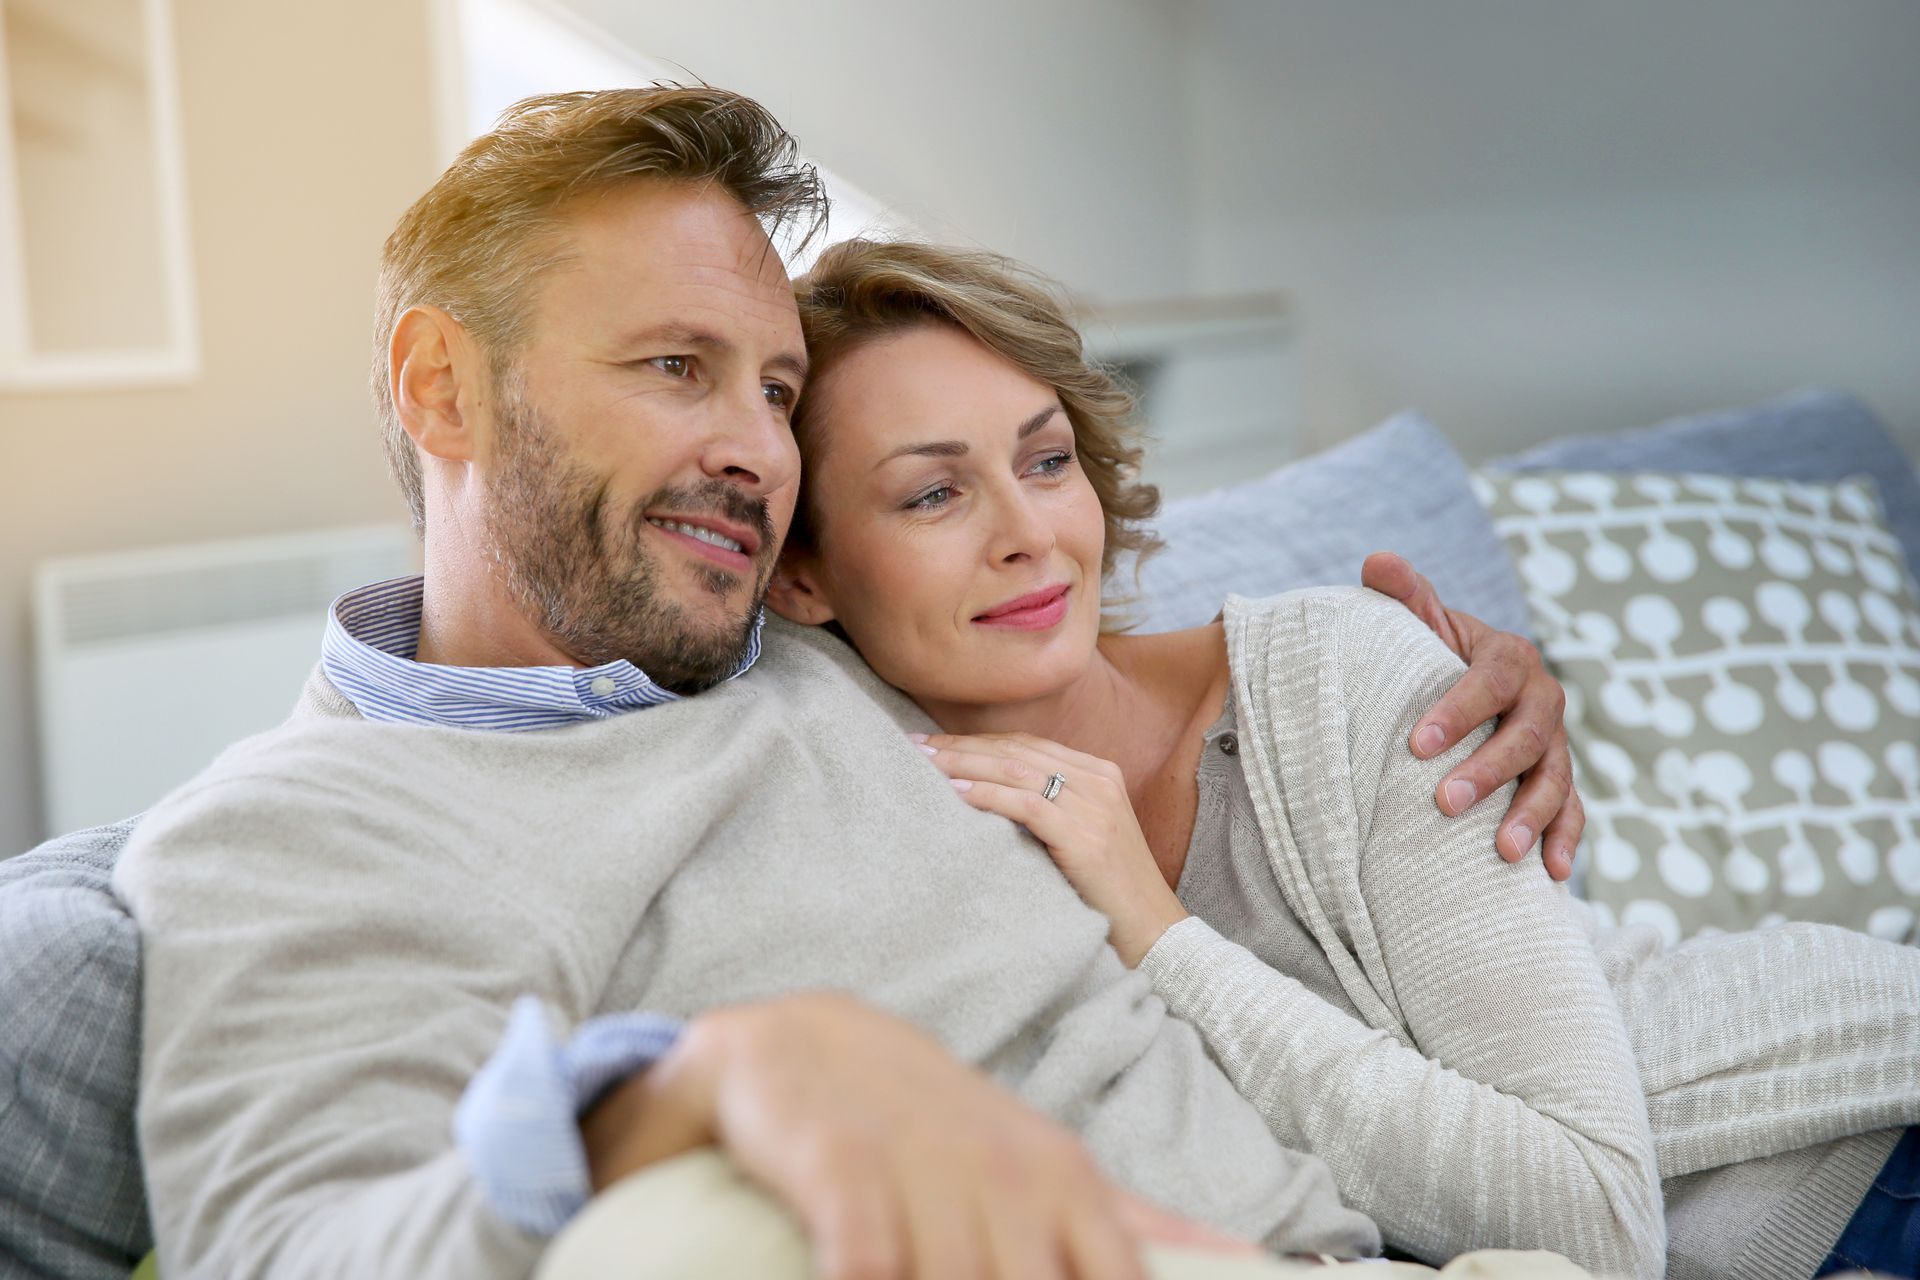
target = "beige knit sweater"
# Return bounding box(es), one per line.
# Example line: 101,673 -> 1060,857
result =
1138,587 -> 1920,1279
115,614 -> 1375,1280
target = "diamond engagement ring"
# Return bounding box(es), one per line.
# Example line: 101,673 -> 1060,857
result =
1041,772 -> 1067,802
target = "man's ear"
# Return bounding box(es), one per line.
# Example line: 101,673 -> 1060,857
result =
390,305 -> 482,464
765,551 -> 838,627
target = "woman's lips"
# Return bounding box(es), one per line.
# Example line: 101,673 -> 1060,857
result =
973,584 -> 1071,632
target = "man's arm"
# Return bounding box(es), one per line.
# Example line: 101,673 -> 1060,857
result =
1361,551 -> 1585,881
578,992 -> 1254,1280
460,990 -> 1201,1280
119,770 -> 1202,1280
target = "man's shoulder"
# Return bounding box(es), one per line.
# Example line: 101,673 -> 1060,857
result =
752,616 -> 927,725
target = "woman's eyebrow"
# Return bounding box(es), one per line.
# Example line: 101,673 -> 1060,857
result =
1015,404 -> 1061,440
873,405 -> 1062,469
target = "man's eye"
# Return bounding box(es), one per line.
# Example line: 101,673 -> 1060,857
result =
648,355 -> 691,377
764,381 -> 794,410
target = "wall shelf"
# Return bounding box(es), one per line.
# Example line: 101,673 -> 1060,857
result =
1077,293 -> 1298,501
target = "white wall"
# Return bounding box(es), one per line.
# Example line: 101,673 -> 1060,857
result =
561,0 -> 1195,303
0,0 -> 437,854
8,1 -> 1916,852
1182,0 -> 1920,461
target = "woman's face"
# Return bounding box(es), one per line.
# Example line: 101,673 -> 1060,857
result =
772,322 -> 1107,710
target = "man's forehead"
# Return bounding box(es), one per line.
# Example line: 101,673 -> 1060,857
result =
563,183 -> 792,290
522,184 -> 799,350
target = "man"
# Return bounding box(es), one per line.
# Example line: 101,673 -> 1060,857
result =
113,86 -> 1582,1280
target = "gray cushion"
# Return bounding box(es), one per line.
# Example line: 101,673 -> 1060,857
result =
1117,411 -> 1533,637
0,819 -> 152,1280
1487,387 -> 1920,585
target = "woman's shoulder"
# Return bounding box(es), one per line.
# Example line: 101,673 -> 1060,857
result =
1223,586 -> 1459,674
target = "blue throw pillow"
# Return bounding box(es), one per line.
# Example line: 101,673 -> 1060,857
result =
0,819 -> 152,1280
1115,411 -> 1533,637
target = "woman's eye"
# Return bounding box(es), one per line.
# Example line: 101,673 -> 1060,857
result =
907,485 -> 954,511
648,355 -> 691,377
1028,451 -> 1075,476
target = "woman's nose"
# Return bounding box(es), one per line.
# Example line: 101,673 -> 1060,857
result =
992,489 -> 1056,564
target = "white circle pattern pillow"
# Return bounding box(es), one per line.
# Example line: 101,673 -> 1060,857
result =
1475,470 -> 1920,946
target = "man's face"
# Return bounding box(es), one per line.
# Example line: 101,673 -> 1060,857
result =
477,183 -> 806,693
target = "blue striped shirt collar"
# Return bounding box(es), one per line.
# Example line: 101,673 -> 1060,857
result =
320,575 -> 763,731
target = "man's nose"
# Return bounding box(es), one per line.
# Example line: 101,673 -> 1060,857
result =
698,383 -> 797,494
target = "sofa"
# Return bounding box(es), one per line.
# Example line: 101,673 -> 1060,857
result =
4,386 -> 1916,1279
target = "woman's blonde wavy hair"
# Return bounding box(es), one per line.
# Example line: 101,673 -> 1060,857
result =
789,239 -> 1163,591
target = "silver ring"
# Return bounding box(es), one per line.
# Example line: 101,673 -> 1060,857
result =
1041,772 -> 1066,803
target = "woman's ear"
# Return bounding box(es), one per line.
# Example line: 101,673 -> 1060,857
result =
765,550 -> 838,626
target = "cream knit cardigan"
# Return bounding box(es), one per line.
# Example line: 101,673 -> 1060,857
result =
1138,588 -> 1920,1279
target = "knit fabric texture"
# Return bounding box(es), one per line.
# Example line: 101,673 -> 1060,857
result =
1141,587 -> 1920,1278
114,615 -> 1376,1280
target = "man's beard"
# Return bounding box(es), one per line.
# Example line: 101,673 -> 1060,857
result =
481,387 -> 775,695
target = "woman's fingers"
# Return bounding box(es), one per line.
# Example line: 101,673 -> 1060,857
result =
916,731 -> 1119,786
921,744 -> 1063,796
950,777 -> 1075,845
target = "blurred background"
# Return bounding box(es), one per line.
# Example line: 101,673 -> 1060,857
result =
1,0 -> 1916,850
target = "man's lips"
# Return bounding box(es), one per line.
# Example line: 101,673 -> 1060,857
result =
644,512 -> 759,573
643,511 -> 761,557
974,583 -> 1071,630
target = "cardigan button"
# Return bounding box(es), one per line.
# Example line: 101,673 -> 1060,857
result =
1218,733 -> 1239,756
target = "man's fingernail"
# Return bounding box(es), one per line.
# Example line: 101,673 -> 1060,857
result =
1445,779 -> 1476,813
1414,725 -> 1445,757
1508,825 -> 1533,855
950,778 -> 973,792
907,732 -> 928,743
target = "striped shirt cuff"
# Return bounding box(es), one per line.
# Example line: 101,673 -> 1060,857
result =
453,995 -> 684,1237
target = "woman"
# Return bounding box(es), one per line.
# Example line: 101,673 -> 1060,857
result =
765,238 -> 1920,1279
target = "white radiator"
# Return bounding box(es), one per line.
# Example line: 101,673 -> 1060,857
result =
33,525 -> 419,836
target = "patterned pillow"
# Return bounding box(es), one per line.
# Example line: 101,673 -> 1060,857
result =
0,818 -> 152,1279
1475,469 -> 1920,946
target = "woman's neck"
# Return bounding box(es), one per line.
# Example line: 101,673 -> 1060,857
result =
915,626 -> 1226,802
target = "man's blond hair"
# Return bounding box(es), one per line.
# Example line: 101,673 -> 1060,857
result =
372,86 -> 826,532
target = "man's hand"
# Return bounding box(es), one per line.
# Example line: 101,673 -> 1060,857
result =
1362,551 -> 1584,882
580,992 -> 1246,1279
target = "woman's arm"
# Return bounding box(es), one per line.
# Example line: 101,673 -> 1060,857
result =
1141,591 -> 1662,1274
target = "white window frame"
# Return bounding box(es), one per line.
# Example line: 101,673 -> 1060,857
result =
0,0 -> 199,391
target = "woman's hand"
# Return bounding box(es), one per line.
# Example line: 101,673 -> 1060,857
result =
914,731 -> 1189,966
